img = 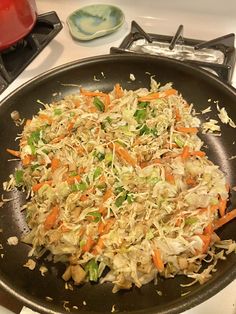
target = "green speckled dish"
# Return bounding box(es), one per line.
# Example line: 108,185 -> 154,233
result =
67,4 -> 125,41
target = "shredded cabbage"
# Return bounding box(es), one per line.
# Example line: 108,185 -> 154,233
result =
4,79 -> 236,293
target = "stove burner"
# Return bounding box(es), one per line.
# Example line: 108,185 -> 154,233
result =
0,11 -> 63,95
110,21 -> 236,83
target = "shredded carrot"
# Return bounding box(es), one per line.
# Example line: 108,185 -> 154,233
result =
98,221 -> 105,234
20,139 -> 27,148
109,143 -> 136,167
138,89 -> 177,101
6,148 -> 20,157
76,145 -> 85,155
22,155 -> 33,166
219,198 -> 227,217
152,249 -> 164,272
225,183 -> 230,193
51,158 -> 60,172
80,194 -> 88,202
176,126 -> 198,134
92,238 -> 104,255
78,227 -> 85,237
60,224 -> 70,233
98,205 -> 106,215
104,219 -> 115,233
39,114 -> 53,124
96,238 -> 104,249
198,234 -> 211,254
218,184 -> 230,217
32,180 -> 53,192
181,146 -> 190,159
190,151 -> 206,157
51,135 -> 65,143
204,223 -> 213,235
199,204 -> 218,214
175,107 -> 181,121
114,83 -> 124,99
213,208 -> 236,230
88,106 -> 97,113
140,158 -> 161,169
165,171 -> 175,184
104,94 -> 110,111
210,204 -> 219,213
99,175 -> 106,184
175,217 -> 182,227
163,143 -> 178,149
186,177 -> 196,186
44,206 -> 60,230
82,236 -> 94,252
81,89 -> 110,111
80,90 -> 107,98
78,167 -> 86,174
25,119 -> 31,126
67,121 -> 75,131
66,175 -> 81,185
73,99 -> 80,107
94,126 -> 100,135
103,188 -> 113,202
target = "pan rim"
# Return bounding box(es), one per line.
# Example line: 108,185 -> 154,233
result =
1,53 -> 236,106
0,54 -> 236,314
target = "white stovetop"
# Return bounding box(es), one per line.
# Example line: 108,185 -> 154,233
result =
0,0 -> 236,313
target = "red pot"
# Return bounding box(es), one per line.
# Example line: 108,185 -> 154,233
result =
0,0 -> 37,51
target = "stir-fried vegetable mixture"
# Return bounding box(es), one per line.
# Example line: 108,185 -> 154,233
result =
5,80 -> 236,292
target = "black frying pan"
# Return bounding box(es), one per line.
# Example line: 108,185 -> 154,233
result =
0,55 -> 236,314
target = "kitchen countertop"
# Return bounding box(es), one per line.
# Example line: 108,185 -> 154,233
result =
0,0 -> 236,313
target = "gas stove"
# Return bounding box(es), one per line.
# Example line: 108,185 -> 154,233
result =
0,0 -> 236,313
111,21 -> 236,84
0,11 -> 62,94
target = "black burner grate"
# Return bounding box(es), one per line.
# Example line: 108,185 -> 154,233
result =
0,11 -> 63,95
110,21 -> 236,83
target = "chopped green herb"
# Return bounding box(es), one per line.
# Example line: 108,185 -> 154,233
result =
70,171 -> 78,177
85,259 -> 99,281
70,112 -> 76,117
54,108 -> 62,115
27,130 -> 41,155
29,130 -> 41,143
115,191 -> 127,207
138,101 -> 149,109
149,177 -> 160,185
105,116 -> 112,124
151,127 -> 158,137
93,167 -> 102,180
29,143 -> 36,155
93,97 -> 105,112
114,186 -> 125,195
79,239 -> 86,248
100,122 -> 106,130
31,164 -> 40,171
134,109 -> 147,123
105,153 -> 113,163
14,169 -> 23,185
42,149 -> 50,155
96,152 -> 105,161
96,183 -> 107,192
146,229 -> 154,240
139,124 -> 151,135
174,137 -> 184,148
87,211 -> 101,223
185,217 -> 198,225
86,176 -> 90,185
127,194 -> 134,204
139,124 -> 157,136
71,181 -> 87,192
